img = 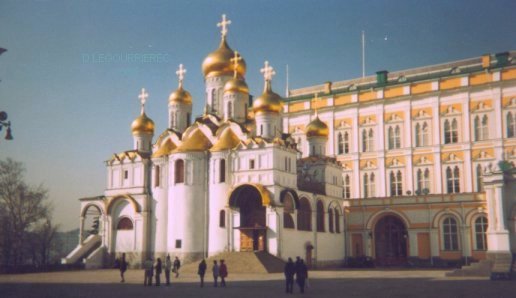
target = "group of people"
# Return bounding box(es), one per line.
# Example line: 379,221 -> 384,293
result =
143,255 -> 181,286
197,259 -> 228,288
284,257 -> 309,294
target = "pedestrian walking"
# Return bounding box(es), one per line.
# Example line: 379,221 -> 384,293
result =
284,257 -> 295,293
155,258 -> 162,286
212,260 -> 219,287
295,259 -> 308,293
219,259 -> 228,287
173,256 -> 181,278
120,253 -> 128,283
198,259 -> 207,287
143,258 -> 153,286
165,255 -> 172,286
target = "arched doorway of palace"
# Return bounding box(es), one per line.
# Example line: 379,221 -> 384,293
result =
229,184 -> 267,252
374,215 -> 408,266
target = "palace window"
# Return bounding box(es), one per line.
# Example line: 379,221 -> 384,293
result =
328,208 -> 334,233
344,132 -> 350,153
175,159 -> 185,184
388,125 -> 401,149
124,170 -> 128,180
283,194 -> 295,229
444,118 -> 458,144
219,159 -> 226,183
219,210 -> 225,228
362,129 -> 374,152
476,164 -> 484,192
117,217 -> 133,230
507,112 -> 516,138
297,197 -> 312,231
415,122 -> 430,147
343,174 -> 351,198
363,173 -> 375,198
337,132 -> 344,154
249,159 -> 255,170
316,200 -> 325,232
474,115 -> 489,141
474,216 -> 488,251
446,166 -> 460,193
389,170 -> 403,196
442,217 -> 459,251
416,168 -> 431,193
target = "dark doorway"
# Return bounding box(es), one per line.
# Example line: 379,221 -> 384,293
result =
374,215 -> 407,266
229,185 -> 267,252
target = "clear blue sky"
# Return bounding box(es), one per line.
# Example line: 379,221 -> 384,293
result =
1,0 -> 515,230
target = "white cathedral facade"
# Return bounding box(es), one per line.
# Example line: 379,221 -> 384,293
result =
64,16 -> 516,275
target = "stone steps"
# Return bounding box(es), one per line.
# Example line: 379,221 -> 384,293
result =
180,251 -> 285,274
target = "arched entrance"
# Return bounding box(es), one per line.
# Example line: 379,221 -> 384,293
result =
229,184 -> 268,252
374,215 -> 408,266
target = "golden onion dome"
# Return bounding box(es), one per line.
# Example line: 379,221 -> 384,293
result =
168,84 -> 192,104
252,81 -> 283,114
131,112 -> 155,135
202,37 -> 246,78
224,77 -> 249,94
305,116 -> 329,138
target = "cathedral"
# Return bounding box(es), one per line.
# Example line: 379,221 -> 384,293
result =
64,15 -> 516,276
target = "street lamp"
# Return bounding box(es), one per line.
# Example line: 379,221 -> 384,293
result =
0,111 -> 13,140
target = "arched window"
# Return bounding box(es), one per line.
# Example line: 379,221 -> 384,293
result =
474,116 -> 480,141
444,119 -> 451,144
370,173 -> 376,197
446,166 -> 460,193
474,216 -> 488,250
444,119 -> 458,144
117,217 -> 133,230
316,200 -> 325,232
507,112 -> 515,138
344,132 -> 350,153
328,207 -> 334,233
451,119 -> 458,143
476,164 -> 483,192
394,126 -> 401,148
154,165 -> 160,187
175,159 -> 185,184
219,210 -> 226,227
417,168 -> 431,193
334,208 -> 340,233
363,173 -> 369,198
337,133 -> 344,154
297,197 -> 312,231
362,130 -> 367,152
219,159 -> 226,183
343,175 -> 351,198
368,129 -> 374,152
474,115 -> 489,141
424,169 -> 430,193
421,122 -> 429,146
442,217 -> 459,250
283,194 -> 295,229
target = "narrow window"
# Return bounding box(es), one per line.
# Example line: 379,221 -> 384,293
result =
507,112 -> 515,138
328,208 -> 334,233
316,200 -> 325,232
334,208 -> 340,233
186,113 -> 191,127
297,197 -> 312,231
343,175 -> 351,198
175,159 -> 185,183
451,119 -> 458,143
415,123 -> 421,147
344,132 -> 350,153
394,126 -> 401,148
249,159 -> 255,170
362,130 -> 367,152
219,210 -> 226,227
476,164 -> 483,192
124,170 -> 128,179
443,217 -> 459,250
388,126 -> 394,149
175,239 -> 182,249
421,122 -> 429,146
474,216 -> 488,250
154,165 -> 160,187
337,133 -> 344,154
446,166 -> 460,193
220,159 -> 226,183
444,119 -> 451,144
368,129 -> 374,152
227,101 -> 233,118
363,173 -> 369,198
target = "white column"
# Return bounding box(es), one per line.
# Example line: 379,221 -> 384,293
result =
79,216 -> 85,244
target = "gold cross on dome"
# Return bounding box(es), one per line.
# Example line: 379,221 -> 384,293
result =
176,64 -> 187,85
230,51 -> 242,77
260,61 -> 276,81
217,14 -> 232,37
138,88 -> 149,113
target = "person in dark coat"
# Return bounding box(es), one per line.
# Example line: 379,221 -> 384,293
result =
155,258 -> 162,286
198,259 -> 207,287
212,260 -> 219,287
284,257 -> 295,293
173,256 -> 181,278
143,258 -> 153,286
120,253 -> 128,283
295,259 -> 308,293
219,259 -> 228,287
165,255 -> 172,286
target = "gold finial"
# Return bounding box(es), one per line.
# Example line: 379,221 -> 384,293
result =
138,88 -> 149,114
176,64 -> 187,87
230,51 -> 242,78
217,14 -> 232,38
260,61 -> 276,82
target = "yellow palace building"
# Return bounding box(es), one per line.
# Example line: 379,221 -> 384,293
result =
283,51 -> 516,273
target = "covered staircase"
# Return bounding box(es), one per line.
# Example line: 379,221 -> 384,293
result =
180,251 -> 285,274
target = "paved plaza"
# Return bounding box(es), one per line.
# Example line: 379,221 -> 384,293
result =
1,269 -> 515,298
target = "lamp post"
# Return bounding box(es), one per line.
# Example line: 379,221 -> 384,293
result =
0,111 -> 13,140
